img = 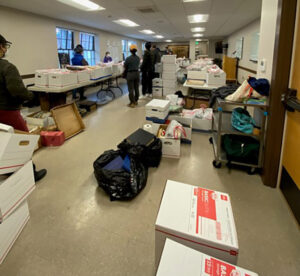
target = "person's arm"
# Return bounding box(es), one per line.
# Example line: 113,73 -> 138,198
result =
81,58 -> 89,66
141,52 -> 149,71
4,64 -> 34,101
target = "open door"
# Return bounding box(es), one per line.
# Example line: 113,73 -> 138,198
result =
280,1 -> 300,225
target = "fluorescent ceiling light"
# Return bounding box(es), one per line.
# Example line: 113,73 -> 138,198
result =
140,30 -> 155,34
183,0 -> 207,2
193,33 -> 204,37
57,0 -> 105,11
188,14 -> 209,23
114,19 -> 139,27
191,27 -> 205,32
165,40 -> 172,42
155,35 -> 164,39
195,39 -> 203,41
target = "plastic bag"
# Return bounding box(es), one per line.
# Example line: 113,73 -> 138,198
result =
93,150 -> 148,201
231,108 -> 256,134
117,137 -> 162,168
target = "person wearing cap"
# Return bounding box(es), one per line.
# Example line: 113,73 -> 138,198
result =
103,51 -> 112,63
0,34 -> 47,182
140,42 -> 154,98
124,44 -> 140,108
71,44 -> 88,100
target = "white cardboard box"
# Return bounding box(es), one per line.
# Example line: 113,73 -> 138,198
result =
162,72 -> 177,81
0,124 -> 13,133
155,180 -> 239,266
163,63 -> 177,72
112,64 -> 124,75
146,99 -> 170,112
0,201 -> 30,265
26,111 -> 52,128
77,70 -> 90,83
153,87 -> 163,97
157,239 -> 258,276
146,110 -> 169,120
187,70 -> 207,80
155,63 -> 163,73
0,161 -> 35,223
192,116 -> 212,131
163,80 -> 176,89
162,55 -> 177,64
34,70 -> 49,87
157,125 -> 181,158
0,132 -> 39,175
153,78 -> 163,87
206,71 -> 226,86
48,71 -> 77,87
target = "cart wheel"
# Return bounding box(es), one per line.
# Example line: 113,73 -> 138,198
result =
247,167 -> 256,175
209,137 -> 213,144
213,160 -> 222,169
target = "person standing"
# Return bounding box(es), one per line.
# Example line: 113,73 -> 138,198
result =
0,34 -> 47,181
140,42 -> 154,98
152,45 -> 161,78
71,44 -> 88,100
124,45 -> 140,108
103,51 -> 112,63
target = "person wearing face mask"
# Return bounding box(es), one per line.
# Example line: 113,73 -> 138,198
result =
0,34 -> 47,182
103,51 -> 112,63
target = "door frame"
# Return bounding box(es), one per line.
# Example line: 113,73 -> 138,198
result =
262,0 -> 298,187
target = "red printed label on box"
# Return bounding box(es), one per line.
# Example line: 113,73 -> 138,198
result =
221,195 -> 228,201
205,258 -> 237,275
194,188 -> 217,234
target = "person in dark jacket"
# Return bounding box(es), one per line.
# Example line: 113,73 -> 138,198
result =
0,34 -> 46,182
140,42 -> 154,98
103,51 -> 112,63
71,44 -> 88,100
124,45 -> 140,108
152,45 -> 161,78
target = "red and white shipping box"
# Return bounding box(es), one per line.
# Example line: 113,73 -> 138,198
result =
157,239 -> 258,276
0,161 -> 35,223
0,132 -> 39,174
77,70 -> 90,83
155,180 -> 239,266
0,201 -> 30,265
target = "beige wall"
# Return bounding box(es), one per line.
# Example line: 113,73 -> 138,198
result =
0,6 -> 143,75
227,19 -> 261,83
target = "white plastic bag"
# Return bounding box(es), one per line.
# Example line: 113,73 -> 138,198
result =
226,80 -> 262,102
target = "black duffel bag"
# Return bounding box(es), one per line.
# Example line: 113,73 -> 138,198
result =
93,150 -> 148,201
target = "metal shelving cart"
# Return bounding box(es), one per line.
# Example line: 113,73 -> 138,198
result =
209,97 -> 268,174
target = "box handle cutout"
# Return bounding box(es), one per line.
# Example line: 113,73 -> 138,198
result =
19,140 -> 30,146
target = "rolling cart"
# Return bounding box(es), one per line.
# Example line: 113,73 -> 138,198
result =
210,97 -> 268,174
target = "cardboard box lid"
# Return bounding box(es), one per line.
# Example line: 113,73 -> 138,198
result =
157,239 -> 258,276
146,99 -> 170,111
51,103 -> 85,139
155,180 -> 239,253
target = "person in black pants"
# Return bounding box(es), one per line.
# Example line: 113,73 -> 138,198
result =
124,45 -> 140,108
141,42 -> 154,98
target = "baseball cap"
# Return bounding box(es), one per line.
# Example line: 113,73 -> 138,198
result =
130,44 -> 138,51
0,34 -> 12,46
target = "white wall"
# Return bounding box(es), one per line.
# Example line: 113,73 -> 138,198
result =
0,7 -> 143,75
256,0 -> 278,80
189,39 -> 224,61
227,19 -> 261,83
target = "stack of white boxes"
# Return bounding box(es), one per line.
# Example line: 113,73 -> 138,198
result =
162,55 -> 177,96
145,99 -> 170,124
152,78 -> 163,98
155,180 -> 259,276
0,124 -> 39,264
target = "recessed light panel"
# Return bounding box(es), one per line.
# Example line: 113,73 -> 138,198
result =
188,14 -> 209,23
191,27 -> 205,32
155,35 -> 164,39
193,33 -> 204,37
165,40 -> 172,42
183,0 -> 207,2
113,19 -> 139,27
140,30 -> 155,34
57,0 -> 105,11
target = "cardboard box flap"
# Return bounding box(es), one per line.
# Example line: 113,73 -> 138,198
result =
51,103 -> 85,139
155,180 -> 239,251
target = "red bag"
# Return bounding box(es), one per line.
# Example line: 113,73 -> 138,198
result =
40,131 -> 65,147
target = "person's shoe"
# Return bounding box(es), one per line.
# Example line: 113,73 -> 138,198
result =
34,169 -> 47,182
134,101 -> 138,106
80,96 -> 87,101
127,103 -> 135,108
146,93 -> 152,98
139,95 -> 147,100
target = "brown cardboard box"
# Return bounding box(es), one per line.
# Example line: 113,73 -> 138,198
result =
184,96 -> 209,109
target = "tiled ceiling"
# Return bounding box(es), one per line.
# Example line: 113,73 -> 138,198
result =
0,0 -> 262,41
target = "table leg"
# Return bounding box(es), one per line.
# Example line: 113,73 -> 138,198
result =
39,92 -> 67,111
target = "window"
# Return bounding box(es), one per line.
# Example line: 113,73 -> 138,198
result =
56,28 -> 74,61
80,32 -> 96,65
122,40 -> 137,59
